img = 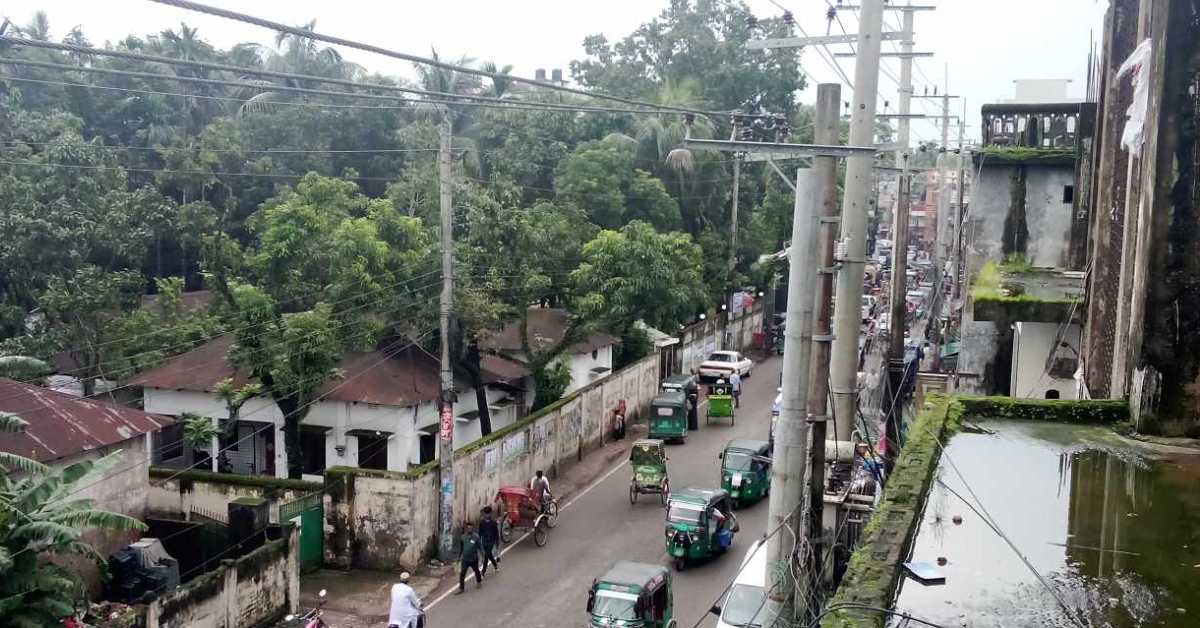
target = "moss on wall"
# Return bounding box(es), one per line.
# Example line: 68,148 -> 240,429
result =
823,395 -> 1130,627
957,396 -> 1128,423
149,467 -> 321,492
980,145 -> 1077,164
972,296 -> 1077,323
822,396 -> 962,628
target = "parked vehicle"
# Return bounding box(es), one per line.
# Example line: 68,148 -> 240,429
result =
285,589 -> 340,628
719,440 -> 772,507
660,373 -> 700,431
587,561 -> 676,628
495,486 -> 556,547
698,350 -> 753,381
664,488 -> 737,571
629,439 -> 670,505
649,391 -> 689,442
710,540 -> 768,628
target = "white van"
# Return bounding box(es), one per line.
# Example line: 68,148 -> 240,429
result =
712,539 -> 769,628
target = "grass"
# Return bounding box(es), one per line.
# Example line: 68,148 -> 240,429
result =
980,145 -> 1076,162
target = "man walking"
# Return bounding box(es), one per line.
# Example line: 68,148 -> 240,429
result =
729,371 -> 742,408
455,522 -> 482,594
478,506 -> 501,576
387,572 -> 422,628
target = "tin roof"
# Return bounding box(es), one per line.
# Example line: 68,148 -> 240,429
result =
725,439 -> 770,454
0,378 -> 173,464
670,487 -> 727,505
482,308 -> 618,356
130,336 -> 529,407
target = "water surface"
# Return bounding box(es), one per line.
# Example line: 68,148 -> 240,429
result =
891,421 -> 1200,628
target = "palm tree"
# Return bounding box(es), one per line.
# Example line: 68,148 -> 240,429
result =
481,61 -> 514,99
0,417 -> 147,626
159,23 -> 221,131
235,20 -> 362,115
17,10 -> 50,41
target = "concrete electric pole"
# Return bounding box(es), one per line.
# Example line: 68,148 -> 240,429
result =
829,0 -> 886,441
764,167 -> 818,626
437,117 -> 457,562
805,83 -> 841,580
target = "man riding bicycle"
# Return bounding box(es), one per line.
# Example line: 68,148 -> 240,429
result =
529,470 -> 553,514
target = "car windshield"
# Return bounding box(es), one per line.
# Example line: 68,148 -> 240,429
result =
721,583 -> 768,626
723,451 -> 754,471
593,590 -> 638,621
667,503 -> 703,524
707,353 -> 734,362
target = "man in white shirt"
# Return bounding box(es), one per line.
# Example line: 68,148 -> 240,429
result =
729,371 -> 742,408
388,572 -> 422,628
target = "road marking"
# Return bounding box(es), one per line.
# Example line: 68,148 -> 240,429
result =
424,451 -> 630,610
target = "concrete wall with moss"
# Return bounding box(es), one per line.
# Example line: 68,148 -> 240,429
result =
322,353 -> 661,571
148,468 -> 321,523
821,395 -> 1128,627
114,525 -> 299,628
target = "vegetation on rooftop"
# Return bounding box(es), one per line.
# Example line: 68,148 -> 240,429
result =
980,145 -> 1076,162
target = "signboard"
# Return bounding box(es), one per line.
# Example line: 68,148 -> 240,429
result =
439,404 -> 453,440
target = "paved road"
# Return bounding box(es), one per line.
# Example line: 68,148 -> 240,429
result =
425,356 -> 783,628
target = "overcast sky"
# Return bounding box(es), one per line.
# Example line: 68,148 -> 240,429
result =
5,0 -> 1108,146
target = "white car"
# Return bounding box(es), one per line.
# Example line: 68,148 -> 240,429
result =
698,350 -> 754,381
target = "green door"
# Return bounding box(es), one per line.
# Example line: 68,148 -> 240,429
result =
280,493 -> 323,572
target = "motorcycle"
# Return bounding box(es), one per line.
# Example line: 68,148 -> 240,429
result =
285,589 -> 328,628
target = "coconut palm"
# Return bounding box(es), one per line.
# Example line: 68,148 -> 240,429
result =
234,20 -> 363,114
17,11 -> 51,41
0,417 -> 147,626
481,61 -> 514,99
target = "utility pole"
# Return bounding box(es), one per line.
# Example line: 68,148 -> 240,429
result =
952,101 -> 968,303
806,83 -> 841,585
765,168 -> 818,626
885,157 -> 911,467
727,149 -> 741,348
829,0 -> 885,441
437,116 -> 456,562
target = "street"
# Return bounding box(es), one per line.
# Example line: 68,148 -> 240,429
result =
424,355 -> 783,628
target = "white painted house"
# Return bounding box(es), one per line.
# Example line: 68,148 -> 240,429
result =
482,307 -> 618,395
131,336 -> 531,478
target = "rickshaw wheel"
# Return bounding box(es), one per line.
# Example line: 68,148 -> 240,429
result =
546,500 -> 559,527
499,519 -> 513,543
629,484 -> 638,504
673,557 -> 685,572
533,521 -> 549,547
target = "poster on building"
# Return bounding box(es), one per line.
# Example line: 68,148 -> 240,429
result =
484,448 -> 500,473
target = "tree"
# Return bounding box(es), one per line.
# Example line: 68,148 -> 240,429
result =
571,220 -> 708,333
38,267 -> 145,397
210,173 -> 436,478
0,417 -> 147,627
554,140 -> 681,230
570,0 -> 805,115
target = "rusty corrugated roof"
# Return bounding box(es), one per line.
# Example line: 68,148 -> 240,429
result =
0,378 -> 173,464
129,336 -> 523,407
481,307 -> 618,356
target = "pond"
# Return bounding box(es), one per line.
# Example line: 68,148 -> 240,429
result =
891,420 -> 1200,628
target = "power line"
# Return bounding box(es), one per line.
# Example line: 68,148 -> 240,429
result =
0,56 -> 671,117
142,0 -> 721,118
4,136 -> 448,156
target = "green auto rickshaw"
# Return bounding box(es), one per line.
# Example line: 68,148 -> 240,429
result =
719,439 -> 772,507
649,391 -> 688,442
629,439 -> 670,505
664,488 -> 737,571
587,561 -> 677,628
660,374 -> 700,431
706,380 -> 735,426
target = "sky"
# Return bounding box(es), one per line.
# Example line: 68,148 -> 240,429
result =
4,0 -> 1109,147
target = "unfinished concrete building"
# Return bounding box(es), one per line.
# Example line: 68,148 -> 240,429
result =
1081,0 -> 1200,433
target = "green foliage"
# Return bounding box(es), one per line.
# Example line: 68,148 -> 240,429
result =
613,325 -> 652,370
554,141 -> 682,230
0,442 -> 147,628
0,356 -> 52,381
180,412 -> 219,448
980,145 -> 1076,163
104,277 -> 224,380
572,221 -> 707,332
533,360 -> 573,411
957,396 -> 1128,424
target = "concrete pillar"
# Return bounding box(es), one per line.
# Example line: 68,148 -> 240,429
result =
222,559 -> 238,628
273,420 -> 287,479
286,523 -> 301,614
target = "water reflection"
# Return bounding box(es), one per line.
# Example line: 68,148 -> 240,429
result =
890,421 -> 1200,628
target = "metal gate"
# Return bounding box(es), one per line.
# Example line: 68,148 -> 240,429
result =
279,492 -> 323,572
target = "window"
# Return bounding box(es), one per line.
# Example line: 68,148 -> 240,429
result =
1063,185 -> 1075,204
651,584 -> 668,621
592,349 -> 598,360
1045,389 -> 1061,400
154,423 -> 186,464
418,432 -> 436,465
722,584 -> 768,627
299,426 -> 327,475
357,434 -> 388,471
